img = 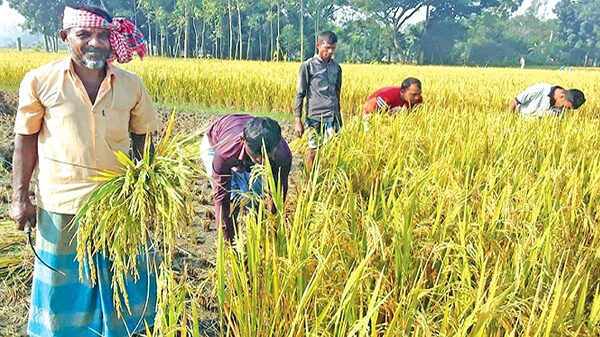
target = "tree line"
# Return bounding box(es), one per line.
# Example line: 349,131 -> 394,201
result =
3,0 -> 600,66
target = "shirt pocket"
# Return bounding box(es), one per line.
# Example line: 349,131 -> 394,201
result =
103,107 -> 130,143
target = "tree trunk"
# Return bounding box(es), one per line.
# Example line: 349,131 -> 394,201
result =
201,19 -> 206,56
314,12 -> 319,55
315,7 -> 319,44
236,0 -> 243,60
193,17 -> 199,57
219,36 -> 222,58
228,0 -> 233,59
300,0 -> 304,61
147,17 -> 152,56
132,0 -> 137,26
160,31 -> 164,56
269,13 -> 273,60
175,29 -> 182,57
259,28 -> 263,60
276,0 -> 280,61
214,21 -> 218,58
393,35 -> 403,63
165,29 -> 170,57
44,35 -> 49,52
184,10 -> 190,58
246,27 -> 252,60
155,23 -> 159,56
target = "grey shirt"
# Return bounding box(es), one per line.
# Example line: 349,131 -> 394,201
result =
293,55 -> 342,123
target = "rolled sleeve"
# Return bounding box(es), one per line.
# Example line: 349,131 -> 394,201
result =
14,72 -> 44,135
129,76 -> 159,135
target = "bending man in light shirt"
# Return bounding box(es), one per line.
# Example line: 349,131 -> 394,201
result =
509,83 -> 586,117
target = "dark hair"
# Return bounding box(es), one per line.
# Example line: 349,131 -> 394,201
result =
71,5 -> 113,22
243,117 -> 282,155
401,77 -> 421,90
317,31 -> 338,45
566,89 -> 586,109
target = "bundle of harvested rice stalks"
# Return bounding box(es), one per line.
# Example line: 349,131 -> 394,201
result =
73,111 -> 200,316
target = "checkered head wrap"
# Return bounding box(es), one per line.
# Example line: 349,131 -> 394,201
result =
62,6 -> 148,63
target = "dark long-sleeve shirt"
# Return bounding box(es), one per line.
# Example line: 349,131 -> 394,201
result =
293,55 -> 342,122
206,114 -> 292,233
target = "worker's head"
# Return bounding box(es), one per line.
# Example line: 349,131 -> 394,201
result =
60,5 -> 147,66
552,86 -> 585,110
400,77 -> 422,107
565,89 -> 586,110
60,6 -> 113,69
242,117 -> 282,164
316,31 -> 338,63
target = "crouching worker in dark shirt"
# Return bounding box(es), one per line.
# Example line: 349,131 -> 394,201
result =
199,114 -> 292,242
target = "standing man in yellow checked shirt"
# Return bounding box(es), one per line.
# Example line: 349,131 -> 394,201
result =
9,5 -> 159,337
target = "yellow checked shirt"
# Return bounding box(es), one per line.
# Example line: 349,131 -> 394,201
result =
14,57 -> 159,214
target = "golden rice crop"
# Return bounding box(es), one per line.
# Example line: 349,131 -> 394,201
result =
218,108 -> 600,336
1,50 -> 599,117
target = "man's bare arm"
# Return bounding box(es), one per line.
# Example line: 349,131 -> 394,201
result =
10,134 -> 39,230
509,98 -> 519,114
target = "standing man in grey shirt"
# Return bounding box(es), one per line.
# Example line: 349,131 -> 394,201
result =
294,30 -> 342,171
509,83 -> 586,117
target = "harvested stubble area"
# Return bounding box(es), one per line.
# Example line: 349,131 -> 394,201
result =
0,90 -> 296,336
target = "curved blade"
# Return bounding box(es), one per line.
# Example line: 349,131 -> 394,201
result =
25,224 -> 66,276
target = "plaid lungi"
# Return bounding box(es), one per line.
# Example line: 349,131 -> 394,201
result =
27,208 -> 157,337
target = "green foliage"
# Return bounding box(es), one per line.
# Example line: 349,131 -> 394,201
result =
555,0 -> 600,66
5,0 -> 600,66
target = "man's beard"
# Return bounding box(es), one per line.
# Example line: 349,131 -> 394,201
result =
69,45 -> 110,69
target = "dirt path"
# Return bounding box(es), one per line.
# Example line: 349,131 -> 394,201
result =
0,90 -> 297,336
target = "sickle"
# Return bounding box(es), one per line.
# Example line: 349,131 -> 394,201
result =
25,222 -> 66,276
